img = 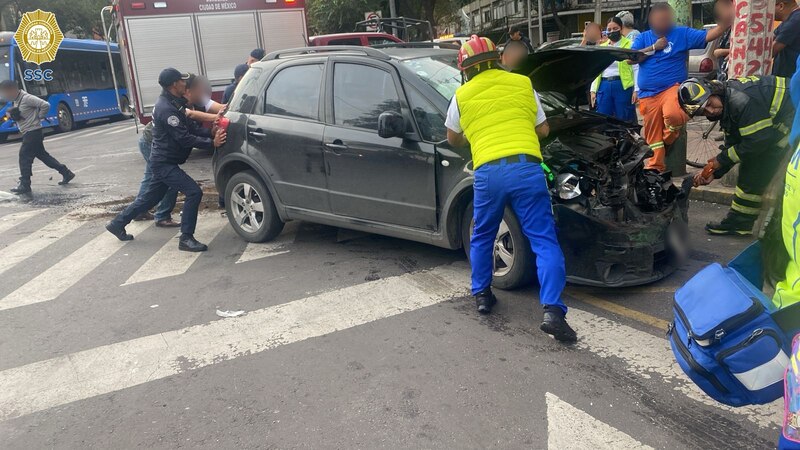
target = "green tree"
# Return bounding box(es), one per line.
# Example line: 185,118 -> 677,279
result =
5,0 -> 109,39
307,0 -> 383,35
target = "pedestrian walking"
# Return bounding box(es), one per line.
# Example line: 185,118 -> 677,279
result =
590,17 -> 640,122
629,3 -> 730,172
681,76 -> 793,235
222,64 -> 249,104
1,80 -> 74,195
773,0 -> 800,77
445,35 -> 576,342
106,68 -> 226,252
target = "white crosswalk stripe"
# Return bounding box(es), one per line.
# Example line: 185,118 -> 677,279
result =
122,214 -> 228,286
0,263 -> 471,421
0,209 -> 44,235
0,220 -> 151,311
236,232 -> 293,264
0,214 -> 83,277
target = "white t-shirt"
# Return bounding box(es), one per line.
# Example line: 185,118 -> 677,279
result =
444,90 -> 547,134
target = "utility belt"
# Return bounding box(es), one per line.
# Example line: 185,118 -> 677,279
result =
484,154 -> 542,166
602,76 -> 621,82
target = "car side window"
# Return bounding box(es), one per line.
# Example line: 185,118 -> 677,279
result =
264,64 -> 322,120
333,63 -> 401,131
368,37 -> 396,46
406,86 -> 446,142
329,38 -> 362,46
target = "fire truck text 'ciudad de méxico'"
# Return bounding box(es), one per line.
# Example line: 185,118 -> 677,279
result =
103,0 -> 308,123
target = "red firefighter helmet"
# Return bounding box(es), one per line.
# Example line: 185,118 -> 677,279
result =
457,35 -> 500,71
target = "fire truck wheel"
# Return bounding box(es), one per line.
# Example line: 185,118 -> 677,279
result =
56,103 -> 74,133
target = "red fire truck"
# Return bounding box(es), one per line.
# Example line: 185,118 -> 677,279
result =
102,0 -> 307,123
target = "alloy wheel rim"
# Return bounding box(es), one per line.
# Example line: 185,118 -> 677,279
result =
231,182 -> 265,233
493,220 -> 513,277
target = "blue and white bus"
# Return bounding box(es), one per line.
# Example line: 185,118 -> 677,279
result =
0,32 -> 129,141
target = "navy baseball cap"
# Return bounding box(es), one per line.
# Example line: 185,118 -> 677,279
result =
250,48 -> 266,60
233,64 -> 250,79
158,67 -> 190,88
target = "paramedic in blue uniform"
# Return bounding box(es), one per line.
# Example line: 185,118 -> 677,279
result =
106,68 -> 226,252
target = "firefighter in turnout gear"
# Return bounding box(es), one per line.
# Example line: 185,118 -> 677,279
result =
680,76 -> 794,235
444,35 -> 576,342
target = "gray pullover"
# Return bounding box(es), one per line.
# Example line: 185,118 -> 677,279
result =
13,90 -> 49,135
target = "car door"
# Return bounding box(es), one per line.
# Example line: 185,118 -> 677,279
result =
245,60 -> 330,213
322,59 -> 437,230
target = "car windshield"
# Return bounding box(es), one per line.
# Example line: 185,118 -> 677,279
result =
402,56 -> 462,100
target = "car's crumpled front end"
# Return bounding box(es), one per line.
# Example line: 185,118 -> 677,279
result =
543,115 -> 692,287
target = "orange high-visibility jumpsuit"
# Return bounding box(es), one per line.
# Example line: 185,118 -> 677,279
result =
638,84 -> 689,172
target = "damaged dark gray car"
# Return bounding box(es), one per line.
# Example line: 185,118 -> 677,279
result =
213,44 -> 690,290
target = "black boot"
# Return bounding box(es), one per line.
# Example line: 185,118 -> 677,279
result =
475,288 -> 497,315
705,211 -> 756,236
540,306 -> 577,343
10,178 -> 31,195
58,169 -> 75,185
106,222 -> 134,241
179,234 -> 208,252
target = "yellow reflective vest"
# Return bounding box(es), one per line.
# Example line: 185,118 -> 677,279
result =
454,69 -> 542,169
774,144 -> 800,309
591,37 -> 636,92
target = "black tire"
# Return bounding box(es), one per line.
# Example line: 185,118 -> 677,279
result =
0,133 -> 8,143
461,202 -> 536,290
116,96 -> 133,120
225,170 -> 284,243
56,103 -> 74,132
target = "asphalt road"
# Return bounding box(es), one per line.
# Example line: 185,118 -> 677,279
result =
0,120 -> 781,449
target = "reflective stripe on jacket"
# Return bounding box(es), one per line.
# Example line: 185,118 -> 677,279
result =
773,143 -> 800,309
455,69 -> 541,169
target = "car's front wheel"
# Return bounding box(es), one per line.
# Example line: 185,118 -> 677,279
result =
225,170 -> 284,243
461,203 -> 536,290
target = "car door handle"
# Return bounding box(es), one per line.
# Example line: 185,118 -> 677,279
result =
248,128 -> 267,139
324,140 -> 348,151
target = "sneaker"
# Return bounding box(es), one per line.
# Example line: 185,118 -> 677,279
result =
475,289 -> 497,315
705,212 -> 755,236
540,309 -> 577,343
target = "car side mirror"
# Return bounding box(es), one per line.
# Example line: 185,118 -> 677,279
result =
378,111 -> 405,139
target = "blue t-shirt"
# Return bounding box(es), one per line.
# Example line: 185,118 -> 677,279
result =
632,26 -> 708,98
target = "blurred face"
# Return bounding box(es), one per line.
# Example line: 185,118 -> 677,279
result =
649,9 -> 675,35
246,56 -> 258,66
701,96 -> 724,120
510,31 -> 521,40
0,86 -> 16,101
502,44 -> 527,69
585,24 -> 602,42
714,0 -> 734,23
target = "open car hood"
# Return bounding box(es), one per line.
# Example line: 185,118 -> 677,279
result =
513,47 -> 639,94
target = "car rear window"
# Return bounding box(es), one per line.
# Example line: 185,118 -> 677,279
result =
329,38 -> 362,46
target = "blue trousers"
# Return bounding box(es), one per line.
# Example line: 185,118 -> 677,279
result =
471,158 -> 568,314
111,162 -> 202,236
596,78 -> 637,122
137,137 -> 178,222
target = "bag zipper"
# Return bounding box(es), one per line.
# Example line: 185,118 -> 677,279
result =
674,298 -> 763,344
716,328 -> 783,364
671,328 -> 730,394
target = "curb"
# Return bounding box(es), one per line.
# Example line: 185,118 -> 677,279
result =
688,186 -> 733,205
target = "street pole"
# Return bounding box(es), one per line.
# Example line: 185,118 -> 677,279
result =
594,0 -> 602,24
537,0 -> 544,44
665,0 -> 692,175
527,0 -> 533,45
389,0 -> 397,18
728,0 -> 775,77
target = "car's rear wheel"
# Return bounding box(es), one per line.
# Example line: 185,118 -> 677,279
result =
461,203 -> 536,290
225,170 -> 284,243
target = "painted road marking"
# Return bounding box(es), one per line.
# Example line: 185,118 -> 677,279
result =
546,393 -> 654,450
570,307 -> 782,428
236,232 -> 294,264
0,214 -> 84,277
0,220 -> 151,311
0,209 -> 44,235
0,263 -> 470,421
566,288 -> 671,330
122,214 -> 228,286
106,125 -> 136,135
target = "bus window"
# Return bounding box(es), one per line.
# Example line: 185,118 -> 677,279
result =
0,46 -> 10,83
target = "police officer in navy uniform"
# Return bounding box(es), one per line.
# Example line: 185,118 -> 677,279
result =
106,68 -> 226,252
